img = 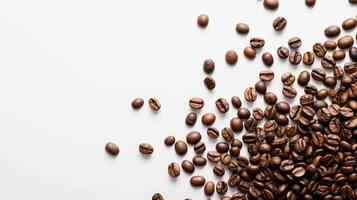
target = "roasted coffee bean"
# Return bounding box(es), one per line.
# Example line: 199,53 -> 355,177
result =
105,142 -> 119,156
168,162 -> 180,177
213,166 -> 225,176
263,0 -> 279,10
313,43 -> 327,57
139,143 -> 154,154
192,155 -> 207,166
216,142 -> 229,153
300,94 -> 314,106
186,131 -> 201,144
342,18 -> 357,30
236,23 -> 250,34
321,55 -> 336,69
204,76 -> 216,90
265,105 -> 277,120
276,101 -> 290,114
164,136 -> 175,146
175,140 -> 188,155
344,61 -> 357,73
289,51 -> 302,65
288,37 -> 302,49
259,69 -> 274,81
204,181 -> 215,196
333,50 -> 346,61
207,151 -> 221,163
230,117 -> 243,132
244,118 -> 258,132
243,46 -> 256,59
337,35 -> 354,49
253,108 -> 264,120
277,46 -> 289,59
303,51 -> 315,65
281,72 -> 295,86
244,87 -> 257,102
189,97 -> 204,109
216,98 -> 230,113
323,76 -> 337,87
190,175 -> 206,187
273,16 -> 287,31
207,127 -> 219,138
311,68 -> 326,81
297,71 -> 310,86
262,52 -> 274,66
264,92 -> 278,105
201,113 -> 217,127
181,160 -> 195,173
221,153 -> 232,165
292,166 -> 306,178
349,47 -> 357,61
225,50 -> 238,65
185,112 -> 197,126
333,65 -> 344,79
304,84 -> 317,95
324,40 -> 337,50
250,37 -> 265,48
280,159 -> 294,172
324,25 -> 341,37
238,107 -> 251,119
216,181 -> 228,195
197,14 -> 209,28
203,59 -> 215,74
149,98 -> 161,111
152,193 -> 164,200
228,174 -> 241,187
305,0 -> 316,6
131,98 -> 144,109
222,127 -> 235,142
255,80 -> 267,94
194,141 -> 206,154
231,96 -> 242,109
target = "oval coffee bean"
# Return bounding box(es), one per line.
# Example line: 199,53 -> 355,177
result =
342,18 -> 357,30
149,98 -> 161,111
105,142 -> 119,156
225,50 -> 238,65
264,92 -> 278,105
244,87 -> 257,102
231,96 -> 242,108
207,127 -> 219,138
305,0 -> 316,6
277,46 -> 289,59
192,155 -> 207,166
250,37 -> 265,48
243,46 -> 256,59
152,193 -> 164,200
333,50 -> 346,61
313,43 -> 327,57
207,151 -> 221,163
190,175 -> 206,187
230,117 -> 243,132
237,108 -> 250,119
139,143 -> 154,154
181,160 -> 195,173
202,113 -> 216,126
281,72 -> 295,86
321,55 -> 336,69
194,141 -> 206,154
337,35 -> 354,49
189,97 -> 204,109
349,47 -> 357,61
216,98 -> 230,113
185,112 -> 197,126
259,69 -> 274,82
216,181 -> 228,195
289,51 -> 302,65
168,162 -> 180,177
197,14 -> 209,28
236,23 -> 250,34
164,136 -> 175,146
282,86 -> 297,98
303,51 -> 315,65
263,0 -> 279,10
186,131 -> 201,144
262,52 -> 274,66
204,181 -> 215,196
311,68 -> 326,81
255,80 -> 267,94
203,76 -> 216,90
213,166 -> 225,176
288,37 -> 302,49
324,40 -> 337,50
324,25 -> 341,37
203,59 -> 215,74
273,16 -> 287,31
131,98 -> 144,109
175,140 -> 188,155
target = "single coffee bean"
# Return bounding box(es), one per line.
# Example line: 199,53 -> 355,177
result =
311,68 -> 326,81
207,127 -> 219,138
349,47 -> 357,61
255,80 -> 267,94
131,98 -> 144,109
189,97 -> 204,109
282,86 -> 297,98
149,98 -> 161,111
289,51 -> 302,65
288,37 -> 302,49
305,0 -> 316,7
231,96 -> 242,108
344,61 -> 357,73
216,142 -> 229,153
337,35 -> 354,49
213,166 -> 225,176
324,25 -> 341,37
152,193 -> 164,200
222,127 -> 234,142
139,143 -> 154,154
317,89 -> 329,99
281,72 -> 295,86
181,160 -> 195,173
203,59 -> 215,74
175,140 -> 188,155
202,113 -> 216,125
324,40 -> 337,50
168,162 -> 180,177
323,76 -> 337,87
334,65 -> 344,79
333,50 -> 346,61
243,46 -> 256,59
244,87 -> 257,102
253,107 -> 264,120
236,23 -> 250,34
262,52 -> 274,66
216,98 -> 230,113
276,101 -> 290,114
190,175 -> 206,187
237,108 -> 251,119
186,131 -> 201,144
259,69 -> 274,82
264,92 -> 278,105
250,37 -> 265,48
225,50 -> 238,65
273,16 -> 287,31
207,151 -> 221,163
194,141 -> 206,154
204,181 -> 215,196
321,55 -> 336,69
342,18 -> 357,30
197,14 -> 209,28
263,0 -> 279,10
185,112 -> 197,126
164,136 -> 175,146
204,76 -> 216,90
192,155 -> 207,166
105,142 -> 119,156
280,159 -> 294,172
277,46 -> 289,59
230,117 -> 243,132
292,166 -> 306,178
313,43 -> 327,57
304,84 -> 317,95
216,181 -> 228,195
303,51 -> 315,65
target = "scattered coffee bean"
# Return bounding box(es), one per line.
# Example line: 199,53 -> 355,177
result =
225,50 -> 238,65
313,43 -> 327,57
105,142 -> 119,156
190,176 -> 206,187
207,151 -> 221,163
185,112 -> 197,126
152,193 -> 164,200
259,69 -> 274,82
231,96 -> 242,108
194,141 -> 206,154
342,18 -> 357,30
244,87 -> 257,102
281,72 -> 295,86
323,76 -> 337,87
303,51 -> 315,65
236,23 -> 250,34
181,160 -> 195,173
197,14 -> 209,28
333,49 -> 346,61
243,46 -> 256,59
305,0 -> 316,7
186,131 -> 201,144
324,25 -> 341,37
202,113 -> 216,126
289,51 -> 302,65
273,16 -> 287,31
297,70 -> 310,86
237,108 -> 251,119
277,46 -> 289,59
207,127 -> 219,138
321,55 -> 336,69
288,37 -> 302,49
216,181 -> 228,195
216,98 -> 230,113
324,40 -> 337,50
337,35 -> 354,49
221,127 -> 234,142
168,162 -> 180,177
262,52 -> 274,66
282,86 -> 297,98
230,117 -> 243,132
189,97 -> 204,109
192,155 -> 207,166
311,68 -> 326,81
131,98 -> 144,109
263,0 -> 279,10
264,92 -> 278,105
149,98 -> 161,111
139,143 -> 154,155
213,166 -> 225,176
250,37 -> 265,48
349,47 -> 357,61
203,59 -> 215,74
175,140 -> 188,155
253,107 -> 264,120
204,181 -> 215,196
164,136 -> 175,146
204,76 -> 216,90
255,80 -> 267,94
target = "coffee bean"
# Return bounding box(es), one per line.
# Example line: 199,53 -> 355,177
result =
253,107 -> 264,120
334,65 -> 344,79
216,98 -> 230,113
313,43 -> 327,57
250,37 -> 265,48
189,97 -> 204,109
264,92 -> 278,105
244,87 -> 257,102
263,0 -> 279,10
139,143 -> 154,154
192,155 -> 207,166
324,40 -> 337,50
273,16 -> 287,31
186,131 -> 201,144
131,98 -> 144,109
149,98 -> 161,111
238,107 -> 251,119
197,14 -> 209,28
337,35 -> 354,49
228,174 -> 241,187
317,89 -> 329,99
305,0 -> 316,6
304,84 -> 317,95
349,47 -> 357,61
181,160 -> 195,173
236,23 -> 250,34
152,193 -> 164,200
225,50 -> 238,65
231,96 -> 242,108
204,181 -> 215,195
190,176 -> 206,187
202,113 -> 216,126
216,181 -> 228,195
194,141 -> 206,154
292,166 -> 306,178
243,46 -> 256,59
207,151 -> 221,163
323,76 -> 337,87
215,142 -> 229,153
344,61 -> 357,73
311,68 -> 326,81
213,166 -> 225,176
321,55 -> 336,69
203,59 -> 215,74
289,51 -> 302,65
280,159 -> 294,172
168,162 -> 180,177
105,142 -> 119,156
185,112 -> 197,126
207,127 -> 219,138
342,18 -> 357,30
277,46 -> 289,59
255,80 -> 267,94
259,69 -> 274,82
164,136 -> 175,146
288,37 -> 302,49
222,127 -> 234,142
281,72 -> 295,86
276,101 -> 290,114
204,76 -> 216,90
324,25 -> 341,37
333,50 -> 346,60
175,140 -> 188,155
262,52 -> 274,66
303,51 -> 315,65
230,117 -> 243,132
282,86 -> 297,98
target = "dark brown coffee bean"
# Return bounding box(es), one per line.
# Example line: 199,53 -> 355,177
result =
250,37 -> 265,48
262,52 -> 274,66
175,140 -> 188,155
342,18 -> 357,30
228,174 -> 241,187
280,159 -> 294,172
216,142 -> 229,153
263,0 -> 279,10
264,92 -> 278,105
317,89 -> 329,99
131,98 -> 144,109
289,51 -> 302,65
243,46 -> 256,59
255,80 -> 267,94
253,107 -> 264,120
164,136 -> 175,146
149,98 -> 161,111
222,127 -> 235,141
288,37 -> 302,49
236,23 -> 250,34
203,59 -> 215,74
344,61 -> 357,73
185,112 -> 197,126
181,160 -> 195,173
207,127 -> 219,138
192,155 -> 207,166
349,47 -> 357,61
276,101 -> 290,114
244,87 -> 257,102
186,131 -> 201,144
139,143 -> 154,154
321,56 -> 336,70
333,65 -> 344,79
273,16 -> 287,31
281,72 -> 295,86
221,153 -> 232,165
225,50 -> 238,65
324,40 -> 337,50
324,25 -> 341,37
189,97 -> 204,109
216,181 -> 228,195
204,181 -> 215,196
313,43 -> 327,57
259,69 -> 274,82
305,0 -> 316,6
152,193 -> 164,200
231,96 -> 242,108
304,84 -> 317,95
277,46 -> 289,59
230,117 -> 243,132
323,76 -> 337,87
215,98 -> 229,113
197,14 -> 209,28
303,51 -> 315,65
333,50 -> 346,61
238,107 -> 251,119
338,35 -> 354,49
207,151 -> 221,163
168,162 -> 180,177
105,142 -> 119,156
202,113 -> 216,126
292,166 -> 306,178
194,141 -> 206,154
213,166 -> 225,176
204,76 -> 216,90
311,68 -> 326,81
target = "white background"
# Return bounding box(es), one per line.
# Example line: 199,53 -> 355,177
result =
0,0 -> 356,199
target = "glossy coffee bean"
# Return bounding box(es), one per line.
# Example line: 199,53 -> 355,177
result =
139,143 -> 154,154
255,80 -> 267,94
303,51 -> 315,65
190,176 -> 206,187
192,155 -> 207,166
189,97 -> 204,109
203,59 -> 215,74
175,140 -> 188,155
105,142 -> 119,156
186,131 -> 201,144
297,71 -> 310,86
263,0 -> 279,10
349,47 -> 357,61
277,46 -> 289,59
313,43 -> 327,57
333,50 -> 346,61
236,23 -> 250,34
250,37 -> 265,48
168,162 -> 180,177
244,46 -> 256,59
185,112 -> 197,126
273,16 -> 287,31
288,37 -> 302,49
152,193 -> 164,200
204,76 -> 216,90
305,0 -> 316,7
202,113 -> 216,125
149,98 -> 161,111
216,98 -> 230,113
281,72 -> 295,86
164,136 -> 175,146
244,87 -> 257,102
337,35 -> 354,49
204,181 -> 215,195
264,92 -> 278,105
181,160 -> 195,173
289,51 -> 302,65
342,18 -> 357,30
259,69 -> 274,82
225,50 -> 238,65
231,96 -> 242,108
324,25 -> 341,37
262,52 -> 274,66
324,40 -> 337,50
131,98 -> 144,109
197,14 -> 209,28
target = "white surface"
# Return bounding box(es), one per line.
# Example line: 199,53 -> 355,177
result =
0,0 -> 356,199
